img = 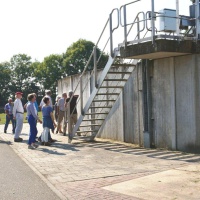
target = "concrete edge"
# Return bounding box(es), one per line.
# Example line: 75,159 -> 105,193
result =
0,136 -> 67,200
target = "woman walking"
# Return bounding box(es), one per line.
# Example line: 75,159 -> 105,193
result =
41,96 -> 57,146
27,94 -> 42,149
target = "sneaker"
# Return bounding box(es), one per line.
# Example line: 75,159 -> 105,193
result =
4,130 -> 6,133
49,139 -> 56,143
28,145 -> 36,149
33,144 -> 38,148
14,138 -> 23,142
44,142 -> 51,146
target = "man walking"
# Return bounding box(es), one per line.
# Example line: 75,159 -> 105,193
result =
56,92 -> 67,135
66,90 -> 79,135
4,98 -> 16,134
13,92 -> 24,142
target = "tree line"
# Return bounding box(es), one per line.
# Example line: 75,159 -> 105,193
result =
0,39 -> 108,108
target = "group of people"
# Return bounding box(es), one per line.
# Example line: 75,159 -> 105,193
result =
3,89 -> 79,149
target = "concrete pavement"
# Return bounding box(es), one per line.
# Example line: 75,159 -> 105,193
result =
0,123 -> 200,200
0,137 -> 60,200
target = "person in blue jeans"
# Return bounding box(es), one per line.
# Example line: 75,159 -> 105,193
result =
4,98 -> 16,134
26,94 -> 42,149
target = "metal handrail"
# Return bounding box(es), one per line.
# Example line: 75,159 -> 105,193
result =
67,7 -> 120,117
119,0 -> 141,27
126,12 -> 146,39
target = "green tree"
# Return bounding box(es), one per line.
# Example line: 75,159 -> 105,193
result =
0,62 -> 12,106
63,39 -> 108,75
10,54 -> 39,104
33,54 -> 64,101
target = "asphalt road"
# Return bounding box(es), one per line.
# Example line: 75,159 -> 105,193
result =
0,137 -> 60,200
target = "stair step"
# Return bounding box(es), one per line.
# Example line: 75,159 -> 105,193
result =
89,106 -> 112,108
79,124 -> 101,127
112,64 -> 136,67
108,71 -> 132,74
93,99 -> 115,102
100,86 -> 124,88
73,136 -> 95,140
96,93 -> 120,95
82,118 -> 104,121
104,79 -> 128,81
76,130 -> 98,133
85,112 -> 108,115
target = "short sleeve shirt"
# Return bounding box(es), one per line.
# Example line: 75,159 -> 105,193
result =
42,106 -> 53,117
4,103 -> 13,115
66,96 -> 78,114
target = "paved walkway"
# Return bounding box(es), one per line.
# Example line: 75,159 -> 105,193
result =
1,123 -> 200,200
0,138 -> 59,200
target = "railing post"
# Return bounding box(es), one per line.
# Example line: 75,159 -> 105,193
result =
176,0 -> 180,37
67,103 -> 72,142
80,75 -> 84,115
93,46 -> 98,88
137,16 -> 140,40
151,0 -> 155,45
196,0 -> 200,41
109,13 -> 114,57
123,5 -> 127,48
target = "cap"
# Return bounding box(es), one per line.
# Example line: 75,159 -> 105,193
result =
15,92 -> 23,95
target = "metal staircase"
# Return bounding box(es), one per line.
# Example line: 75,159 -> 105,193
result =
66,1 -> 145,142
69,52 -> 137,142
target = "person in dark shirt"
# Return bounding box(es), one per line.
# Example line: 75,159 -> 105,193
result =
66,90 -> 79,134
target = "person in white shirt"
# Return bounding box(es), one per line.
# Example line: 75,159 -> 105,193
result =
39,90 -> 53,109
13,92 -> 24,142
56,92 -> 67,135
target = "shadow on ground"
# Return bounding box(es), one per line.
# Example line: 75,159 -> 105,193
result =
75,140 -> 200,163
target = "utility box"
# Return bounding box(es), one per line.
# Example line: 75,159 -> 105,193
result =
190,4 -> 200,18
158,9 -> 176,32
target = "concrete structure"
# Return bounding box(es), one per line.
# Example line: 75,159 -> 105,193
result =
58,1 -> 200,153
58,53 -> 200,153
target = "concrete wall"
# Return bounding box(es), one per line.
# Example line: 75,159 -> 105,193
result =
58,54 -> 200,153
152,54 -> 200,153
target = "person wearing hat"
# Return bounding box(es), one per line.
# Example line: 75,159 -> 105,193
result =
13,92 -> 24,142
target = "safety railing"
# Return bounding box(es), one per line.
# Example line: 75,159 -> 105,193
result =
66,0 -> 200,137
66,6 -> 121,135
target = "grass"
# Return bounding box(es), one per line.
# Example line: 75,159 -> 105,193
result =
0,112 -> 43,125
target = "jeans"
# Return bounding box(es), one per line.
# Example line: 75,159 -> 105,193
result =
4,114 -> 16,133
28,115 -> 38,145
14,113 -> 23,139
